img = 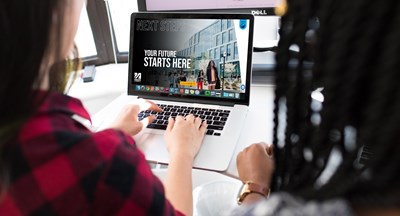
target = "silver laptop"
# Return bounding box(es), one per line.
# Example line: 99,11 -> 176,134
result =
124,12 -> 254,171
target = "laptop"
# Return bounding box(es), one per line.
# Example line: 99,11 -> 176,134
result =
113,12 -> 253,171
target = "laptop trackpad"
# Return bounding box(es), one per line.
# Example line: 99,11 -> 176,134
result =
135,132 -> 170,163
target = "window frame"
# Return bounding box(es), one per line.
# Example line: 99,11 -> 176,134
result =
80,0 -> 117,66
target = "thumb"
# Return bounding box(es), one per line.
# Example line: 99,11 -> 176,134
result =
139,115 -> 155,130
147,115 -> 157,124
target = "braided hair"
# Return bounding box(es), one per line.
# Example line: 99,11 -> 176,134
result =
272,0 -> 400,208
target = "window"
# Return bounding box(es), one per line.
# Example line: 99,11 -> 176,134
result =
222,32 -> 228,44
216,34 -> 221,46
234,42 -> 238,59
220,46 -> 225,58
75,6 -> 97,58
108,0 -> 139,53
227,20 -> 232,29
227,44 -> 232,61
214,48 -> 219,60
229,29 -> 234,42
222,20 -> 227,30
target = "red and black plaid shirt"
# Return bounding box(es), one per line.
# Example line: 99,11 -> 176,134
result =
0,92 -> 183,216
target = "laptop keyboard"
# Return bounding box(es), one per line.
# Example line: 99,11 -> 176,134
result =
138,104 -> 230,136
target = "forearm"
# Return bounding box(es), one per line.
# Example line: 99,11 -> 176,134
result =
165,154 -> 194,216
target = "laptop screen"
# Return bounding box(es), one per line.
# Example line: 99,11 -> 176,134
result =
128,13 -> 254,105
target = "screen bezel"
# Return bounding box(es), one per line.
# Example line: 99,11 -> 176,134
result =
137,0 -> 278,16
128,12 -> 254,106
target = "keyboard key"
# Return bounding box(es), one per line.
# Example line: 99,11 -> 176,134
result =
208,125 -> 223,130
206,130 -> 214,135
147,124 -> 167,130
220,117 -> 228,122
223,110 -> 231,113
219,113 -> 229,118
213,121 -> 225,126
213,116 -> 220,121
214,133 -> 221,136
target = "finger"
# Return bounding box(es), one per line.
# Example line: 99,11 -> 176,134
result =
124,104 -> 140,116
194,117 -> 202,129
166,117 -> 175,132
256,142 -> 273,156
137,99 -> 163,113
147,115 -> 157,124
175,115 -> 185,123
186,114 -> 195,122
199,120 -> 208,134
141,115 -> 156,129
266,144 -> 274,157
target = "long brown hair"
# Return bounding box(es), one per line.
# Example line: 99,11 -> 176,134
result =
0,0 -> 81,190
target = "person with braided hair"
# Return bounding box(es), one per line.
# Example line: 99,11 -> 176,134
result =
0,0 -> 207,215
231,0 -> 400,215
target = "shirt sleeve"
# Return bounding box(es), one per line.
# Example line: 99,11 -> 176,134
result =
88,129 -> 184,216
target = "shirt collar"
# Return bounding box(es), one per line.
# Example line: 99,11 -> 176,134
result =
36,91 -> 92,124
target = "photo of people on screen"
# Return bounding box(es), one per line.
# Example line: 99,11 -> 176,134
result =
206,60 -> 220,90
197,70 -> 204,90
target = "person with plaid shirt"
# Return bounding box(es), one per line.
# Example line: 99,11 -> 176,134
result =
0,0 -> 207,215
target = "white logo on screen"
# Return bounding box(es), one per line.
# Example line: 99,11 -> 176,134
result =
134,72 -> 142,82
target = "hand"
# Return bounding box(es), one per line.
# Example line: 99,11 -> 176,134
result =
110,99 -> 162,136
164,115 -> 208,161
236,143 -> 275,189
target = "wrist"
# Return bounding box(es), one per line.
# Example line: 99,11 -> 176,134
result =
241,193 -> 266,205
237,181 -> 270,205
169,151 -> 194,165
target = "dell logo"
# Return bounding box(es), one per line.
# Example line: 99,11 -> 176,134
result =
251,10 -> 268,16
134,72 -> 142,82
